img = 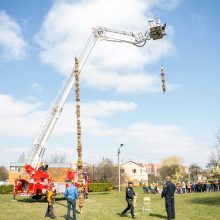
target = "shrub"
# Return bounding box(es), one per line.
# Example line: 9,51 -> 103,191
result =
88,183 -> 113,192
0,185 -> 14,194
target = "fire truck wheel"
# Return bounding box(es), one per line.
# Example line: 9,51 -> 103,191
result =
32,194 -> 42,200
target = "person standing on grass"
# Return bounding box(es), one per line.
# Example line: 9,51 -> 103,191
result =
83,172 -> 89,199
64,180 -> 79,220
45,187 -> 56,219
181,181 -> 186,193
120,181 -> 137,219
162,176 -> 176,220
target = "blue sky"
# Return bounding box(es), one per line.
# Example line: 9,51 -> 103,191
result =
0,0 -> 220,168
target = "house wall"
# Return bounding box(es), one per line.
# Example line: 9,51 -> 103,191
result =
143,163 -> 160,175
121,161 -> 148,185
8,164 -> 24,184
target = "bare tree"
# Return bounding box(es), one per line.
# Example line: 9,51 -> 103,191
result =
85,158 -> 124,185
46,153 -> 67,164
159,164 -> 180,180
0,166 -> 8,181
189,163 -> 201,181
97,158 -> 116,183
208,129 -> 220,178
17,152 -> 26,163
161,155 -> 183,167
148,174 -> 160,183
84,164 -> 97,182
159,155 -> 185,181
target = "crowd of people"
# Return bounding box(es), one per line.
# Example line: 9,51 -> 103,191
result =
145,178 -> 220,220
175,180 -> 220,193
143,182 -> 160,194
42,178 -> 220,220
142,180 -> 220,194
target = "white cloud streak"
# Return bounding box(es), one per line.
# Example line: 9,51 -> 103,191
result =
0,11 -> 27,60
53,101 -> 136,136
31,82 -> 43,93
0,93 -> 136,137
154,0 -> 182,10
118,122 -> 210,164
0,94 -> 43,137
121,123 -> 199,149
0,93 -> 209,165
1,146 -> 26,153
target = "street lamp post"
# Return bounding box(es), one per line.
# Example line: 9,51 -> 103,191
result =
118,144 -> 123,193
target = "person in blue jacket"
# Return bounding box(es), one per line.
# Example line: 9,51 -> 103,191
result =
64,180 -> 79,220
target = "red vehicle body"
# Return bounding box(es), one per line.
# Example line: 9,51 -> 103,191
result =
13,164 -> 52,199
66,171 -> 89,198
66,171 -> 89,186
13,168 -> 89,199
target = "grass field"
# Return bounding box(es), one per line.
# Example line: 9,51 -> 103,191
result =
0,188 -> 219,220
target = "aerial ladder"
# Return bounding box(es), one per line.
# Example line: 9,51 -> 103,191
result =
13,18 -> 166,200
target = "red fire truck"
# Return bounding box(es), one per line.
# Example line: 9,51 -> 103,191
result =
13,18 -> 165,199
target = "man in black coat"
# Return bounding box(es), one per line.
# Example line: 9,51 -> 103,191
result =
120,181 -> 137,219
162,176 -> 176,220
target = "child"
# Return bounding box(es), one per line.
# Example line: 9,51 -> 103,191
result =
45,188 -> 56,219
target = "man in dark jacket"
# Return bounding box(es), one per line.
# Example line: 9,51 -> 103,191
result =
162,176 -> 176,220
120,181 -> 137,219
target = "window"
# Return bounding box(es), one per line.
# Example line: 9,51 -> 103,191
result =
121,169 -> 125,173
132,169 -> 136,173
10,167 -> 15,172
10,166 -> 21,172
140,169 -> 142,173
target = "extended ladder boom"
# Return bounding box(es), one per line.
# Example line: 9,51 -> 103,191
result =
26,18 -> 166,170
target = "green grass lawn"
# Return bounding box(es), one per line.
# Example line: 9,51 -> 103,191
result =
0,187 -> 219,220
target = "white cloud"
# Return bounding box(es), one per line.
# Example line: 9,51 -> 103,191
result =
31,82 -> 43,93
35,0 -> 177,93
0,93 -> 136,137
82,67 -> 162,94
154,0 -> 182,10
81,101 -> 137,117
122,123 -> 197,148
0,94 -> 43,137
0,93 -> 210,165
53,101 -> 136,136
118,122 -> 210,164
0,94 -> 41,118
0,11 -> 27,60
1,146 -> 26,153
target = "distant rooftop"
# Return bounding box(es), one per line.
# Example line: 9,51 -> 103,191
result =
10,162 -> 77,168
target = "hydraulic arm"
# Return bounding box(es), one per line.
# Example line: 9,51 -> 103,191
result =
26,18 -> 166,171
